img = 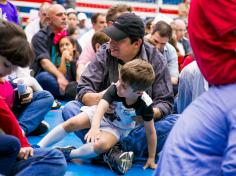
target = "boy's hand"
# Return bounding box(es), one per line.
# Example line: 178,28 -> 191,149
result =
84,128 -> 102,143
143,157 -> 157,170
18,147 -> 34,160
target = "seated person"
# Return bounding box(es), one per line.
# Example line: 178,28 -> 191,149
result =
92,31 -> 110,53
0,19 -> 66,176
76,30 -> 110,80
57,36 -> 80,100
0,75 -> 53,136
32,4 -> 80,100
37,59 -> 157,174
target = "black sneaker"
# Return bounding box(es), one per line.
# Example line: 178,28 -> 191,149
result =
103,146 -> 134,174
29,121 -> 49,136
54,146 -> 76,161
51,100 -> 61,110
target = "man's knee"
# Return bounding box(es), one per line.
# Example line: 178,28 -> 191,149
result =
62,100 -> 83,121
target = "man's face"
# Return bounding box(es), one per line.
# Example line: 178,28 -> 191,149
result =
150,31 -> 168,53
93,15 -> 107,31
175,23 -> 186,41
48,5 -> 67,31
0,55 -> 16,77
39,9 -> 48,27
109,37 -> 138,63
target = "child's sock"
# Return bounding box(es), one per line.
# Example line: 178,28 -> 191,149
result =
38,124 -> 67,147
70,142 -> 98,159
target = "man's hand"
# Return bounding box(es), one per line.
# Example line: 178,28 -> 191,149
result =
57,75 -> 69,94
143,157 -> 157,170
20,86 -> 33,104
18,147 -> 34,160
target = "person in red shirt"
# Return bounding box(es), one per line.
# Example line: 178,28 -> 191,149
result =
0,19 -> 66,176
188,0 -> 236,85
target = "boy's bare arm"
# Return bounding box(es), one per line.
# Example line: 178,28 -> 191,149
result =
153,107 -> 162,121
85,99 -> 109,143
143,120 -> 157,169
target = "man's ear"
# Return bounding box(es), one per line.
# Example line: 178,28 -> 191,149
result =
134,38 -> 143,48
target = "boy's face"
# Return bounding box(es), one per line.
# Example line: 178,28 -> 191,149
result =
0,55 -> 16,77
116,80 -> 138,98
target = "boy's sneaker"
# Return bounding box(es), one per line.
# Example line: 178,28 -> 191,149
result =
54,146 -> 76,161
29,121 -> 49,136
103,146 -> 134,174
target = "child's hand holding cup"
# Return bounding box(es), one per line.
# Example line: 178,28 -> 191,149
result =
17,79 -> 30,101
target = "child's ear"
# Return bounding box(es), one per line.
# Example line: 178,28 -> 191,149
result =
95,43 -> 101,52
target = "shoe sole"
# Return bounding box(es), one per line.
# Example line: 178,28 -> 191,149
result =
117,151 -> 134,174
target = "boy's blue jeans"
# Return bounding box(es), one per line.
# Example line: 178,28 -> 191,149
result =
62,100 -> 179,162
14,90 -> 54,135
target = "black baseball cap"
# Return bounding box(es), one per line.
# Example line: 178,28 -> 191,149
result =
103,13 -> 145,41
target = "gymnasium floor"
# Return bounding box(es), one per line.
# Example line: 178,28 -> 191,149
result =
28,102 -> 155,176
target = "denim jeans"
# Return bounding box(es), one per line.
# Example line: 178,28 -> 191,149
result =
62,100 -> 179,162
176,61 -> 206,113
36,71 -> 62,98
121,114 -> 179,163
16,90 -> 54,135
0,134 -> 20,176
11,148 -> 67,176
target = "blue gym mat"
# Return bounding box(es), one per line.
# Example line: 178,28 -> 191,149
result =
28,102 -> 155,176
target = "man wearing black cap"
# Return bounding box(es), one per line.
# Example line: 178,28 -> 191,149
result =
62,13 -> 176,173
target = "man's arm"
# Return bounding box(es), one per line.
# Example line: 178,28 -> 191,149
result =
167,43 -> 179,85
40,59 -> 68,93
151,51 -> 174,120
32,29 -> 68,88
77,46 -> 111,105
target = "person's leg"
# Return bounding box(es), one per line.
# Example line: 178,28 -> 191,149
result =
69,131 -> 118,160
38,112 -> 91,147
17,90 -> 54,135
36,71 -> 62,98
0,134 -> 20,176
121,114 -> 180,163
11,148 -> 67,176
62,100 -> 88,143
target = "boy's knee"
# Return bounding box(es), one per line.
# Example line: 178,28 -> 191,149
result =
93,141 -> 110,153
63,120 -> 77,132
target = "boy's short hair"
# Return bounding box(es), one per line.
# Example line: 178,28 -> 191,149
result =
120,59 -> 155,91
91,31 -> 110,52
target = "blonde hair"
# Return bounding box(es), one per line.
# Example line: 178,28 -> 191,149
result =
120,59 -> 155,91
